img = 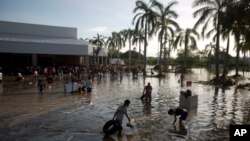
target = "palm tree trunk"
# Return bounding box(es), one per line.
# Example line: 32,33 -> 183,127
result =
163,39 -> 167,72
235,35 -> 240,76
222,35 -> 230,77
159,31 -> 163,76
184,45 -> 187,70
215,14 -> 221,82
143,19 -> 148,76
109,50 -> 113,64
243,50 -> 246,76
168,40 -> 171,68
184,36 -> 188,70
129,39 -> 131,70
118,48 -> 120,61
138,42 -> 141,65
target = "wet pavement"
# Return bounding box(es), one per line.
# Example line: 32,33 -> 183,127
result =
0,68 -> 250,141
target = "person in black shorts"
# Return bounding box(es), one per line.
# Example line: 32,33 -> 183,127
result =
168,108 -> 188,124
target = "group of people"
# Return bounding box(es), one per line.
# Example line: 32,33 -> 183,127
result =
108,81 -> 188,136
77,77 -> 93,93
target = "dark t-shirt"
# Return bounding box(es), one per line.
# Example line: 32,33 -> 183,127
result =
144,85 -> 152,95
175,108 -> 188,120
175,108 -> 184,116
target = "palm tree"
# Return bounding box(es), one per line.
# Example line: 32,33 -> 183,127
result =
106,32 -> 125,64
173,28 -> 199,70
132,29 -> 145,65
193,0 -> 227,82
121,28 -> 135,70
114,31 -> 125,61
106,36 -> 115,63
133,0 -> 158,76
151,1 -> 179,76
204,42 -> 216,58
224,0 -> 250,76
239,41 -> 250,75
90,33 -> 105,64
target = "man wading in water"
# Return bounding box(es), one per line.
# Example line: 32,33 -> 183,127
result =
140,82 -> 152,102
113,99 -> 131,135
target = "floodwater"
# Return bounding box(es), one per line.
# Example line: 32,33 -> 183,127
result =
0,68 -> 250,141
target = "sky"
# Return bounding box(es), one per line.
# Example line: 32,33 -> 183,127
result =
0,0 -> 236,57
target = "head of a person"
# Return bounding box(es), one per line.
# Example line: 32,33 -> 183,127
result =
148,82 -> 150,86
168,109 -> 174,115
124,99 -> 130,106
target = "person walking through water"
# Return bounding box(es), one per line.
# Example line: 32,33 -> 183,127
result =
179,73 -> 184,86
38,79 -> 45,94
113,99 -> 131,135
140,82 -> 152,102
85,77 -> 92,93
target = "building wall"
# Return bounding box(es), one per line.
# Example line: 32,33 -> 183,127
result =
0,21 -> 108,73
0,41 -> 90,55
0,21 -> 77,38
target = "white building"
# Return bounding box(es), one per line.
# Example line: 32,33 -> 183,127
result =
0,21 -> 108,73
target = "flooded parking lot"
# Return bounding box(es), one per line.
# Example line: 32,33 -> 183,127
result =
0,69 -> 250,141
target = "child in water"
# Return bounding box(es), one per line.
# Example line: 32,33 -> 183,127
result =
168,108 -> 188,124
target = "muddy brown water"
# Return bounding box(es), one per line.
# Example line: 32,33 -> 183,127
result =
0,68 -> 250,141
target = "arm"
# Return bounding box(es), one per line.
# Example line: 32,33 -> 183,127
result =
143,87 -> 146,94
125,112 -> 131,122
113,110 -> 118,120
173,114 -> 177,124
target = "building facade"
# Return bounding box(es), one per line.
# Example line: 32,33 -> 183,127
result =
0,21 -> 108,73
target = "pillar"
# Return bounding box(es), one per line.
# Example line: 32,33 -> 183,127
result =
32,54 -> 37,66
84,56 -> 89,68
79,56 -> 84,65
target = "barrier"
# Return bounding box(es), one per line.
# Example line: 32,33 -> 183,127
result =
179,94 -> 198,110
64,82 -> 79,93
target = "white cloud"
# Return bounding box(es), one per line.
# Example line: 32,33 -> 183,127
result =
89,26 -> 107,32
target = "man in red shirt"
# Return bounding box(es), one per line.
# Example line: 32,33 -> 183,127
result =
140,82 -> 152,101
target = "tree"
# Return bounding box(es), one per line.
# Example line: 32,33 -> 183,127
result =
121,28 -> 135,70
204,42 -> 216,58
106,34 -> 116,63
173,28 -> 199,70
133,29 -> 145,65
106,32 -> 126,63
133,0 -> 158,76
89,34 -> 105,64
224,0 -> 250,76
193,0 -> 227,83
151,1 -> 179,76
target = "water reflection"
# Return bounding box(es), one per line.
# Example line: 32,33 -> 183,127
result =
0,68 -> 250,141
168,120 -> 187,136
103,135 -> 115,141
37,94 -> 43,102
142,101 -> 151,115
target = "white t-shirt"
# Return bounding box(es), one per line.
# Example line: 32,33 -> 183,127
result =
115,104 -> 127,123
34,71 -> 38,76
